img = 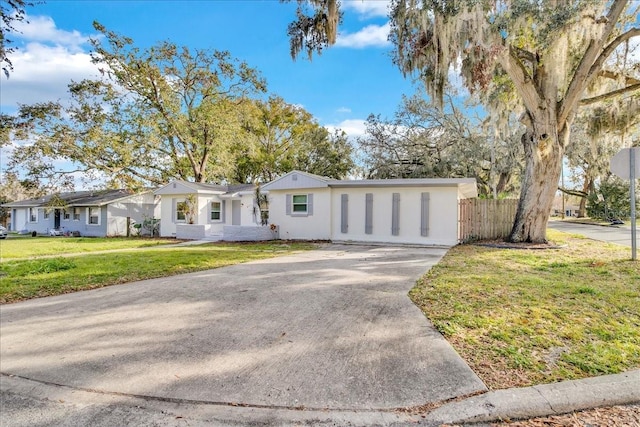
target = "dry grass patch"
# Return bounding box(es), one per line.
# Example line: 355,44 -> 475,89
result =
410,230 -> 640,390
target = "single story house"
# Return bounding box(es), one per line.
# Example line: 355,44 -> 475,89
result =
261,170 -> 478,246
154,181 -> 273,241
2,189 -> 158,237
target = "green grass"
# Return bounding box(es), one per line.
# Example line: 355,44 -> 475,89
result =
0,241 -> 315,303
410,229 -> 640,390
0,236 -> 181,259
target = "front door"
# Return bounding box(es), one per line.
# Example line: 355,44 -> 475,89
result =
231,200 -> 241,225
54,209 -> 61,229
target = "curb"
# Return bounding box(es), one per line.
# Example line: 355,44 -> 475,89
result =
423,369 -> 640,425
3,371 -> 639,426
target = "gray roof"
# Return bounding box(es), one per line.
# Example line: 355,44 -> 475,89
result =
2,189 -> 148,208
227,183 -> 257,193
155,180 -> 257,196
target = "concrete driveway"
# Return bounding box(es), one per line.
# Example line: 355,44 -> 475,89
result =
0,244 -> 485,412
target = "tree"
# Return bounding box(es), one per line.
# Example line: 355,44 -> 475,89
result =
358,93 -> 523,197
0,0 -> 36,77
293,127 -> 354,179
9,22 -> 266,188
564,96 -> 639,217
0,171 -> 49,226
233,95 -> 354,183
587,176 -> 638,221
287,0 -> 640,242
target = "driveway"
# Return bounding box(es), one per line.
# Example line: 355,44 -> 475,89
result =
0,244 -> 485,412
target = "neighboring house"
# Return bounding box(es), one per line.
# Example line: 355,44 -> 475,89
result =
154,181 -> 272,241
261,170 -> 478,246
2,189 -> 158,237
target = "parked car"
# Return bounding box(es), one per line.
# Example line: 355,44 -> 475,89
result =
0,225 -> 7,239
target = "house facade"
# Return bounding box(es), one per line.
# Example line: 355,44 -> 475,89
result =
154,181 -> 272,241
261,171 -> 478,246
3,190 -> 158,237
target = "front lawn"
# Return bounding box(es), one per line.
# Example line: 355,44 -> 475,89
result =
410,229 -> 640,390
0,236 -> 180,260
0,241 -> 315,303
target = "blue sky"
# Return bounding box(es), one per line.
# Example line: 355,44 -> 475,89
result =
0,0 -> 420,138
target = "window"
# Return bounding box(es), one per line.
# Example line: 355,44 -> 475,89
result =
286,194 -> 313,216
87,207 -> 100,225
292,195 -> 308,213
63,209 -> 70,220
210,201 -> 221,221
43,209 -> 50,220
176,201 -> 188,222
29,208 -> 37,222
73,207 -> 81,221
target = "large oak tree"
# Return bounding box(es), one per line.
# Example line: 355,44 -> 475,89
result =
10,22 -> 267,188
287,0 -> 640,242
233,95 -> 354,183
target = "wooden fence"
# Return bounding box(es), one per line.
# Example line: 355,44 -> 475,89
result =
458,198 -> 518,242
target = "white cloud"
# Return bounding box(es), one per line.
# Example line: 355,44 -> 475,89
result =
343,1 -> 391,18
1,44 -> 100,106
11,15 -> 92,51
336,106 -> 352,113
1,15 -> 100,108
335,22 -> 391,48
325,119 -> 367,138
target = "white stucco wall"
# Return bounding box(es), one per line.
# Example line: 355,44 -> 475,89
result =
12,209 -> 29,232
329,186 -> 460,246
106,193 -> 158,236
238,193 -> 261,226
267,188 -> 332,240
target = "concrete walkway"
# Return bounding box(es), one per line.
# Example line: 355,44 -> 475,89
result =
0,245 -> 485,417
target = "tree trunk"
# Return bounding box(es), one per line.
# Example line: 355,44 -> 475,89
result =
508,121 -> 564,243
577,176 -> 592,218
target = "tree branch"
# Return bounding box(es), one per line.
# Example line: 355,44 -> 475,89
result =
558,187 -> 587,198
579,82 -> 640,105
599,69 -> 640,85
499,46 -> 541,116
558,0 -> 629,129
587,27 -> 640,81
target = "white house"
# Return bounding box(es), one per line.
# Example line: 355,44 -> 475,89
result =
154,180 -> 273,241
2,189 -> 158,237
261,170 -> 478,246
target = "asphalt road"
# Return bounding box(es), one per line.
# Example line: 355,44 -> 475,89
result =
548,219 -> 637,248
0,244 -> 486,426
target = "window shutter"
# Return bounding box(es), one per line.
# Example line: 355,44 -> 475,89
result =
286,194 -> 292,216
421,192 -> 430,237
221,200 -> 226,223
172,199 -> 176,223
391,193 -> 400,236
307,193 -> 314,215
365,193 -> 373,234
341,194 -> 348,233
